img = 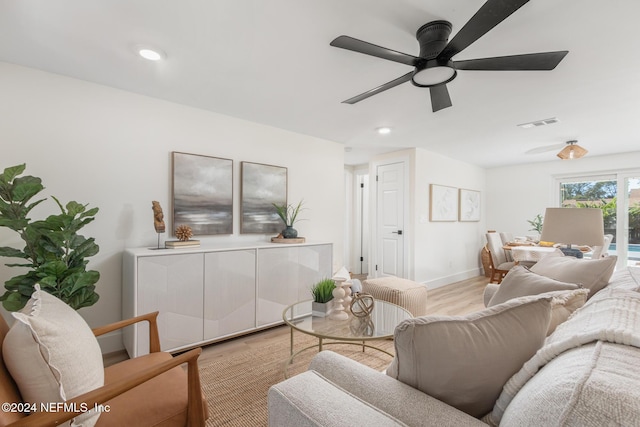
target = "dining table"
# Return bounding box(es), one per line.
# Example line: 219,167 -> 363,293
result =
503,243 -> 564,264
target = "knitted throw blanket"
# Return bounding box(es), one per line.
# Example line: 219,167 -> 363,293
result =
487,286 -> 640,426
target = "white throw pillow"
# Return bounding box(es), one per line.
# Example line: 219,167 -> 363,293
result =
386,296 -> 552,418
539,288 -> 590,335
530,255 -> 617,297
2,285 -> 104,427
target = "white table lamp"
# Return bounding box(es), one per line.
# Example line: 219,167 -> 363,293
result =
540,207 -> 604,249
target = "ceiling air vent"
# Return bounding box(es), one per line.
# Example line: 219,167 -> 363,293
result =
517,117 -> 560,129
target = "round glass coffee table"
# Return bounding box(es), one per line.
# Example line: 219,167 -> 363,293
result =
282,299 -> 413,377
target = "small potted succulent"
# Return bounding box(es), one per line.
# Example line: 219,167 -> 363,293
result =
311,278 -> 335,317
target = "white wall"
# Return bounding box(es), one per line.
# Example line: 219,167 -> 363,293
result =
0,62 -> 345,352
369,148 -> 486,288
486,152 -> 640,237
413,148 -> 486,287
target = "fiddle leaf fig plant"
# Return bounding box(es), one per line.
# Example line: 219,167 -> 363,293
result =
0,164 -> 100,311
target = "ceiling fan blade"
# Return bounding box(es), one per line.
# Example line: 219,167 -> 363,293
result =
330,35 -> 420,67
454,51 -> 568,71
438,0 -> 530,60
525,143 -> 565,155
429,84 -> 452,112
342,72 -> 413,104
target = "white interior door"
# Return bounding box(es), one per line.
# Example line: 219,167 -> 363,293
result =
376,162 -> 405,277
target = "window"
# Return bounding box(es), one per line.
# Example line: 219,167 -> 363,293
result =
556,172 -> 640,267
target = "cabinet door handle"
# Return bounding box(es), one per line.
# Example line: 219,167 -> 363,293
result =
391,230 -> 403,235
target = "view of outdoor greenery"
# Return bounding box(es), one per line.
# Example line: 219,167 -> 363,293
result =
560,179 -> 640,245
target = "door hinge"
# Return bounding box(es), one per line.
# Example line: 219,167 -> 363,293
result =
360,256 -> 364,262
376,175 -> 379,182
375,265 -> 378,271
360,183 -> 364,188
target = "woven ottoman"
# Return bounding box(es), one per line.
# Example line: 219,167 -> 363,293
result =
362,277 -> 428,317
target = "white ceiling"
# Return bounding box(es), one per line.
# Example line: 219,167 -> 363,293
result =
2,0 -> 639,168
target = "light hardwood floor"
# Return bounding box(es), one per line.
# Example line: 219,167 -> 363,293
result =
196,274 -> 489,365
105,275 -> 489,366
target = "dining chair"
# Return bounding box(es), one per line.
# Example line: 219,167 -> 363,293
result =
591,234 -> 614,259
499,232 -> 515,262
485,232 -> 516,283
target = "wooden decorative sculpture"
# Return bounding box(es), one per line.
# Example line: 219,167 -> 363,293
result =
152,201 -> 166,233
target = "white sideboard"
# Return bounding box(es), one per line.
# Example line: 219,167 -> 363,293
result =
123,241 -> 332,357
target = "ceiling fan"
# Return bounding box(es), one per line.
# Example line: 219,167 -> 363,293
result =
525,140 -> 588,159
330,0 -> 568,112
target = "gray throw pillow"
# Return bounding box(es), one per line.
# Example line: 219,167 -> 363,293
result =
530,255 -> 617,297
386,296 -> 552,418
487,265 -> 580,306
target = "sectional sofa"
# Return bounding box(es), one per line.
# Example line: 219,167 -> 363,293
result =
268,257 -> 640,426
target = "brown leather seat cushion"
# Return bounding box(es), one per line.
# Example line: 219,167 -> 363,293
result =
96,352 -> 188,427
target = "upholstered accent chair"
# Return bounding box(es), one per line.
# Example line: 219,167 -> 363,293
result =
0,308 -> 207,427
485,232 -> 516,284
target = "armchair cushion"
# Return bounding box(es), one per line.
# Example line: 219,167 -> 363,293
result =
387,296 -> 552,419
2,285 -> 104,427
97,352 -> 189,427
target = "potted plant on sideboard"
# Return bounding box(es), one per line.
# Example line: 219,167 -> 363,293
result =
311,278 -> 335,317
273,200 -> 304,238
0,164 -> 100,311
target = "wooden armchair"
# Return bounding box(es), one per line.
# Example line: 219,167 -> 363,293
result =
0,311 -> 207,427
485,232 -> 516,284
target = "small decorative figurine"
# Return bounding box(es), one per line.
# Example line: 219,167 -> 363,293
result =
152,201 -> 166,233
175,225 -> 194,241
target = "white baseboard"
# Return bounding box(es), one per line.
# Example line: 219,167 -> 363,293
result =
97,330 -> 124,354
423,268 -> 482,290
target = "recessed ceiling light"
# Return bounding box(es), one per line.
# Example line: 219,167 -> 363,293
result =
377,127 -> 392,135
135,46 -> 166,61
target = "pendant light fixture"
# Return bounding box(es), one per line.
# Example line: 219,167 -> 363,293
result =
557,140 -> 587,160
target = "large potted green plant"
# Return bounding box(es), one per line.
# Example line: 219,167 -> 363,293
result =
0,164 -> 100,311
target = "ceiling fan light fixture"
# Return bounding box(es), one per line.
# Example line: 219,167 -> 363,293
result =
557,140 -> 587,160
135,45 -> 166,61
411,62 -> 456,87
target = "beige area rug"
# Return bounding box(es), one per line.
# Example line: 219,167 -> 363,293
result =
199,332 -> 395,427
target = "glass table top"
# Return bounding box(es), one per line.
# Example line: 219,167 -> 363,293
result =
283,299 -> 413,341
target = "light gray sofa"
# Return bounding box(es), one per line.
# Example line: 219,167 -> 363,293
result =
268,265 -> 640,426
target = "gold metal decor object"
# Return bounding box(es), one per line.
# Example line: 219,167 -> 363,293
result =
350,293 -> 375,317
349,315 -> 375,336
